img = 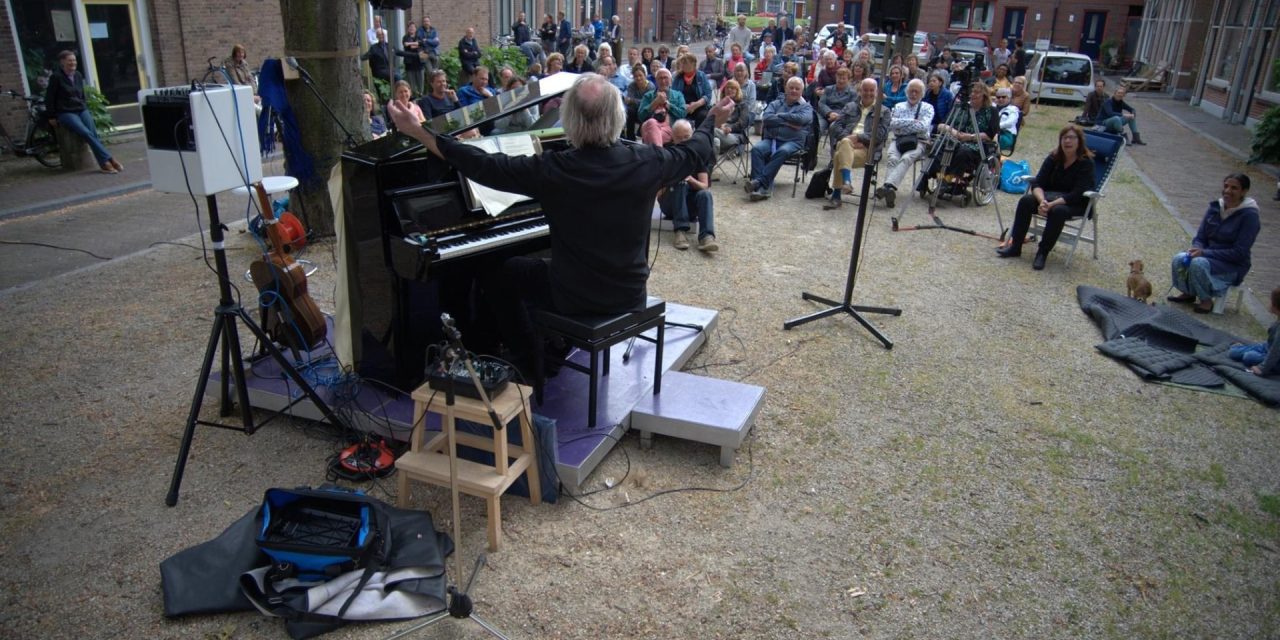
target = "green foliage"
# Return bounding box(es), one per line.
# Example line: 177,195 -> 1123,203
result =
24,47 -> 49,96
1259,493 -> 1280,519
371,77 -> 391,106
437,50 -> 462,89
437,46 -> 528,90
1248,105 -> 1280,164
84,85 -> 115,140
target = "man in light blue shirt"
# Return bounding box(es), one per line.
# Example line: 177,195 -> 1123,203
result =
747,76 -> 812,200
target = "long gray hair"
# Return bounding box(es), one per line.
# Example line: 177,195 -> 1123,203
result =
562,73 -> 624,148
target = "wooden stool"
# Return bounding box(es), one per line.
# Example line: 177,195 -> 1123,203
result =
397,382 -> 541,552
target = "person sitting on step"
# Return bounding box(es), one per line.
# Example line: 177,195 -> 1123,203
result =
1168,173 -> 1260,313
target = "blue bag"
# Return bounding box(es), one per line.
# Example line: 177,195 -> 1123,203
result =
1000,159 -> 1031,194
256,486 -> 383,581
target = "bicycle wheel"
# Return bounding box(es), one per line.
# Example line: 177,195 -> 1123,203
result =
27,123 -> 62,168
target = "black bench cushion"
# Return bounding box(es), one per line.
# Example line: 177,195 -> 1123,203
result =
534,296 -> 665,342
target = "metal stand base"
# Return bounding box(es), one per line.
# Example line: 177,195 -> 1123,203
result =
383,556 -> 509,640
784,291 -> 901,349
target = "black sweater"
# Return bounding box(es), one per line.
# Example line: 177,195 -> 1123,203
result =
1030,153 -> 1096,211
45,70 -> 87,115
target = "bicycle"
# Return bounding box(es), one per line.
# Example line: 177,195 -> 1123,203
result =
0,88 -> 61,168
673,19 -> 692,45
492,33 -> 515,49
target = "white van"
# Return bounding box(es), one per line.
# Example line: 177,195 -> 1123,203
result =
1026,51 -> 1094,104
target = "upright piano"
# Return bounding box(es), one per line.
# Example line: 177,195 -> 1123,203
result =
339,73 -> 577,389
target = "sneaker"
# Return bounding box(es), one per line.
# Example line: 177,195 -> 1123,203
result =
749,189 -> 769,201
744,179 -> 758,194
883,185 -> 896,208
673,230 -> 689,250
697,235 -> 719,252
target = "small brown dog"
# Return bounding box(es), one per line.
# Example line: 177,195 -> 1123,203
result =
1127,260 -> 1153,303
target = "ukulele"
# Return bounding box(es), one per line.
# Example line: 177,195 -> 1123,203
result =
248,182 -> 327,351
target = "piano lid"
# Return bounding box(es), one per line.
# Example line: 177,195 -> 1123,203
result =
344,72 -> 579,164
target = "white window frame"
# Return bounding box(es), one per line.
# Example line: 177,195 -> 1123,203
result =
949,1 -> 995,32
1258,29 -> 1280,102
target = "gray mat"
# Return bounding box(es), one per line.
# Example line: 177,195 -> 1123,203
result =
1077,286 -> 1278,406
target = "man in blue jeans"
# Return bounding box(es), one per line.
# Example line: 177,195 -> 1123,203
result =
660,120 -> 718,251
746,76 -> 812,201
1098,85 -> 1146,145
45,50 -> 121,174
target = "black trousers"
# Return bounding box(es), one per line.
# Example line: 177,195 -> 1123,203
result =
486,256 -> 556,377
1008,193 -> 1085,254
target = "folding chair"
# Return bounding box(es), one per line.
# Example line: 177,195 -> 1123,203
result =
1028,129 -> 1124,267
712,133 -> 751,184
781,115 -> 820,197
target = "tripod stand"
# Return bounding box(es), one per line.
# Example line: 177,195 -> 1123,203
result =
782,26 -> 904,348
165,193 -> 350,506
892,81 -> 1005,240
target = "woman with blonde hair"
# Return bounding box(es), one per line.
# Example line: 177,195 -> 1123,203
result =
714,79 -> 750,153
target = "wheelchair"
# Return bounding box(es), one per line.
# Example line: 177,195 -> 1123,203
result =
914,133 -> 998,209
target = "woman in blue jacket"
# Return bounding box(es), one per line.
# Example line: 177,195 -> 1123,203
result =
1168,173 -> 1261,313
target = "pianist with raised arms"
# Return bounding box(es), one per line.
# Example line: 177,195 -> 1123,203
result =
388,73 -> 733,377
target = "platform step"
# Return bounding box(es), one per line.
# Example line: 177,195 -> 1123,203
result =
630,371 -> 765,467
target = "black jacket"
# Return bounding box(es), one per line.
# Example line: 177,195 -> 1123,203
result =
45,69 -> 87,115
1030,153 -> 1097,213
398,35 -> 426,71
512,20 -> 532,45
458,37 -> 482,73
361,42 -> 393,79
437,117 -> 717,315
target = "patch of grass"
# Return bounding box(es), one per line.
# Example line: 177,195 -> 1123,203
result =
1190,462 -> 1228,489
1218,503 -> 1280,541
1259,493 -> 1280,518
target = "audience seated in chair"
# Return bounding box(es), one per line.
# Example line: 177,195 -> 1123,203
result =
824,78 -> 890,210
639,68 -> 686,145
745,76 -> 813,201
671,53 -> 714,126
994,87 -> 1020,153
874,78 -> 933,209
1098,85 -> 1145,145
817,67 -> 856,146
660,120 -> 718,252
714,79 -> 751,154
1168,173 -> 1261,313
997,125 -> 1096,270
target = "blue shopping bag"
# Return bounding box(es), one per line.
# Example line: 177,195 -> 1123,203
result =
1000,159 -> 1031,194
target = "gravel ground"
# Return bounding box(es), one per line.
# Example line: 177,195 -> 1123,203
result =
0,102 -> 1276,640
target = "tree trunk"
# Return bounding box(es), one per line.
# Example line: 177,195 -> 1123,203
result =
279,0 -> 365,237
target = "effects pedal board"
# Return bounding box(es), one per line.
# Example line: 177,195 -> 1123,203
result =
425,357 -> 512,400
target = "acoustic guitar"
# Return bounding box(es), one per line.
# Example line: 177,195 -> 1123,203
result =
248,182 -> 327,351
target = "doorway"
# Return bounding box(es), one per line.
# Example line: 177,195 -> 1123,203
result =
843,1 -> 861,35
83,0 -> 144,127
1078,11 -> 1106,60
1002,8 -> 1025,42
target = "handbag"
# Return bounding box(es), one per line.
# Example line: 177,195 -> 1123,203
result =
999,159 -> 1031,194
894,134 -> 918,154
805,167 -> 832,199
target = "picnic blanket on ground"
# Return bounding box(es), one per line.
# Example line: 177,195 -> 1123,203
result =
1077,286 -> 1280,407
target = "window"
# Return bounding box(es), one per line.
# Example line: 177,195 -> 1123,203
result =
1213,28 -> 1243,81
950,1 -> 993,31
735,0 -> 752,15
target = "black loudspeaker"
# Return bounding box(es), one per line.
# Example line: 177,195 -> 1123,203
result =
868,0 -> 920,33
369,0 -> 412,9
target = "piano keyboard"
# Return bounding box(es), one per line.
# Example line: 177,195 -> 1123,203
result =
406,218 -> 550,261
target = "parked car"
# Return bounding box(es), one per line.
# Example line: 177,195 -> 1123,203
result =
814,23 -> 858,48
949,32 -> 990,71
913,31 -> 929,63
1026,50 -> 1093,104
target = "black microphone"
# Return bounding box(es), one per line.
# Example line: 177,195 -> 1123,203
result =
285,56 -> 313,82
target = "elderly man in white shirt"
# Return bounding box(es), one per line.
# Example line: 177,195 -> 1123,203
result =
875,78 -> 934,208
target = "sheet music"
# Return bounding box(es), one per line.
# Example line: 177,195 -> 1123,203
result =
459,134 -> 541,217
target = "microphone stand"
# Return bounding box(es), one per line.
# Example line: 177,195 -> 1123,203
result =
384,314 -> 508,640
287,58 -> 358,148
782,22 -> 905,348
